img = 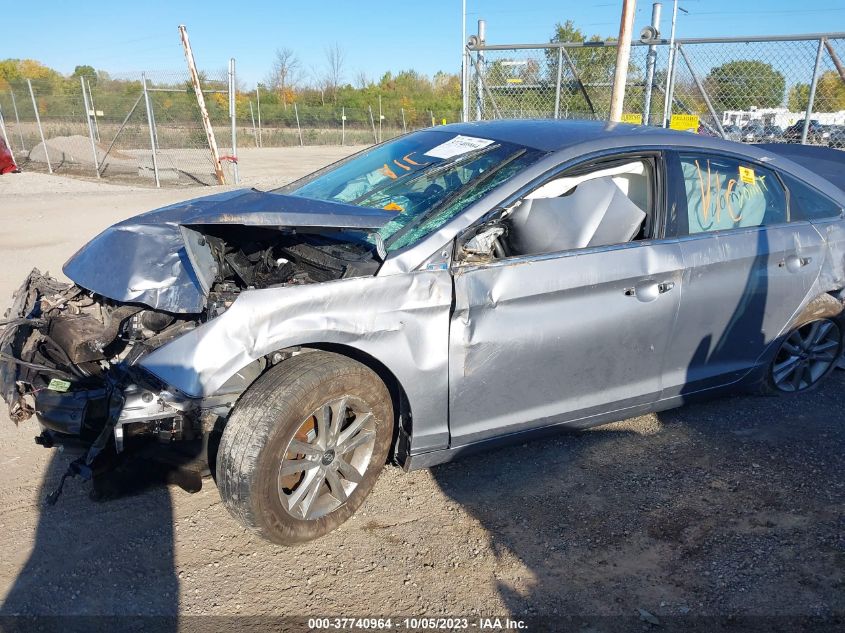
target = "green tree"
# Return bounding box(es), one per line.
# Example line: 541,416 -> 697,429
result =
705,60 -> 785,111
788,71 -> 845,112
71,64 -> 97,85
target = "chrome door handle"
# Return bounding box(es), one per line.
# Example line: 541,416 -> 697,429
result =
779,255 -> 811,272
624,280 -> 674,302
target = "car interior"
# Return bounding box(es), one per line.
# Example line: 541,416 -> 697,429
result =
459,158 -> 655,261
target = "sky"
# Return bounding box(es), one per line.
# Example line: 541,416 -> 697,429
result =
5,0 -> 845,86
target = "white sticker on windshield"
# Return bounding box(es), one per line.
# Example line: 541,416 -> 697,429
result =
424,135 -> 495,159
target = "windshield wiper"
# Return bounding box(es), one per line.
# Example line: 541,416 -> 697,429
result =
350,143 -> 502,207
384,148 -> 527,250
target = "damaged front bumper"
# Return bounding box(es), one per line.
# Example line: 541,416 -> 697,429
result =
0,269 -> 215,456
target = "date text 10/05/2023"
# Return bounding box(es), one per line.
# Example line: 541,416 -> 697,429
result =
307,617 -> 528,630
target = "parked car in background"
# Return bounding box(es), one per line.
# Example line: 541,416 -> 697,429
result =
3,121 -> 845,544
785,120 -> 826,143
722,124 -> 743,141
828,126 -> 845,149
761,125 -> 784,143
741,122 -> 766,143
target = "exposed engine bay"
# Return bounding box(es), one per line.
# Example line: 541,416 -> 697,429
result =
0,227 -> 382,496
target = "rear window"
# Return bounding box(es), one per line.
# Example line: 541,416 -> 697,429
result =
781,173 -> 843,222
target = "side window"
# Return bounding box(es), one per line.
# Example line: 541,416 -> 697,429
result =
677,154 -> 787,235
499,158 -> 655,257
781,173 -> 843,222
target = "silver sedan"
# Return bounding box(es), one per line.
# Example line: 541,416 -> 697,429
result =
2,120 -> 844,544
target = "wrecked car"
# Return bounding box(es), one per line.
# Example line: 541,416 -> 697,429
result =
3,120 -> 845,544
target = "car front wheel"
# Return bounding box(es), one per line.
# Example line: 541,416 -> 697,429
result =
216,351 -> 393,545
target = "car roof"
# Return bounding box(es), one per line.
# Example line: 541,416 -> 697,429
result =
432,119 -> 691,152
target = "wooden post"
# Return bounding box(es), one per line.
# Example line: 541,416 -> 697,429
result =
179,24 -> 225,185
609,0 -> 637,122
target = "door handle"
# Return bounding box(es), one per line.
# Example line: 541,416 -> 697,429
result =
778,255 -> 811,272
624,280 -> 674,302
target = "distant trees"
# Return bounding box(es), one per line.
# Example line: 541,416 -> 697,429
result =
705,60 -> 785,111
788,71 -> 845,112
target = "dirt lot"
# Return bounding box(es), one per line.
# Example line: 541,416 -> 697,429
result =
0,148 -> 842,632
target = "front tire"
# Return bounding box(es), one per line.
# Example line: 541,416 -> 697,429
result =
216,351 -> 393,545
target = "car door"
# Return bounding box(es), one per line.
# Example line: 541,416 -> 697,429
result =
447,153 -> 684,447
660,151 -> 826,398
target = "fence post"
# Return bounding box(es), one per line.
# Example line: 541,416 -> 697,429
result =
341,106 -> 346,146
294,102 -> 303,146
369,106 -> 377,143
141,73 -> 160,188
801,38 -> 825,145
676,45 -> 725,138
642,2 -> 662,125
249,101 -> 258,148
378,94 -> 383,143
0,105 -> 11,153
553,47 -> 563,119
9,90 -> 25,151
27,80 -> 51,173
661,0 -> 680,127
256,84 -> 262,148
401,108 -> 406,133
228,58 -> 240,184
475,19 -> 486,120
80,76 -> 101,178
86,78 -> 101,142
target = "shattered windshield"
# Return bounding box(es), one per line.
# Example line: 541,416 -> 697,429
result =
279,130 -> 543,251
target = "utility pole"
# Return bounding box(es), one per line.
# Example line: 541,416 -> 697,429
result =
609,0 -> 638,122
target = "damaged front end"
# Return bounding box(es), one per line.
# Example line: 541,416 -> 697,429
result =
0,191 -> 392,499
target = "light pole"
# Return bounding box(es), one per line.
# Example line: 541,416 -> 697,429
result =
661,0 -> 687,128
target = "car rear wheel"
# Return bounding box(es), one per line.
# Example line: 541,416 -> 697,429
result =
764,297 -> 844,394
216,351 -> 393,545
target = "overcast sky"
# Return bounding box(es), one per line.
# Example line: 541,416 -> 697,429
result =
6,0 -> 844,85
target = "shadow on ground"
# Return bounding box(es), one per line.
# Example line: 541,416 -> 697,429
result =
0,451 -> 179,628
432,372 -> 845,631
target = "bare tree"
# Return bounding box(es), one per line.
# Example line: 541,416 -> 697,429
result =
269,47 -> 301,110
323,43 -> 346,102
355,70 -> 370,90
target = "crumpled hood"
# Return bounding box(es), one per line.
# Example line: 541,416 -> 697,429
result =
63,189 -> 393,313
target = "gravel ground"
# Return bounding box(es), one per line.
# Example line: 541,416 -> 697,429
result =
0,150 -> 842,632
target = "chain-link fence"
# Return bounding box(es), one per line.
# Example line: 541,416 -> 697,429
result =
467,33 -> 845,147
0,67 -> 459,187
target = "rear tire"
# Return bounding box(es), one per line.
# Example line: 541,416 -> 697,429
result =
216,351 -> 393,545
761,295 -> 844,395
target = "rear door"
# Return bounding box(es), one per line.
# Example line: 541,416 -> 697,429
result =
660,151 -> 825,397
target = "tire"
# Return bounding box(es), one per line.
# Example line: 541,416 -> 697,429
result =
216,351 -> 393,545
761,294 -> 844,395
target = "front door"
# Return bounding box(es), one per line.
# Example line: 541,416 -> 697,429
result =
448,239 -> 684,447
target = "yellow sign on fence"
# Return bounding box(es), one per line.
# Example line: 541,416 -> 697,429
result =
670,114 -> 699,132
620,113 -> 643,125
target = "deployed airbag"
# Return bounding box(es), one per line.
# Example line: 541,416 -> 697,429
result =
507,178 -> 646,255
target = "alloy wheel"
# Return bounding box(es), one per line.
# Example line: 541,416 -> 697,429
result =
277,396 -> 376,520
771,319 -> 842,393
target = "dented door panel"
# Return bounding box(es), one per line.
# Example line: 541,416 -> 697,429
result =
447,241 -> 684,446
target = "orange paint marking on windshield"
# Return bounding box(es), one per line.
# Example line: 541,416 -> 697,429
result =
402,152 -> 429,167
393,159 -> 412,171
380,164 -> 398,180
383,202 -> 404,212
